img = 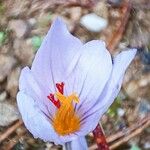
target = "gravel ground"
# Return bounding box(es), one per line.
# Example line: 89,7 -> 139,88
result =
0,0 -> 150,149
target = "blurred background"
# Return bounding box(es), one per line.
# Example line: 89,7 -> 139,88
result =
0,0 -> 150,149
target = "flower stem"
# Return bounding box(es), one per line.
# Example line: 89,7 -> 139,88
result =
64,141 -> 72,150
92,123 -> 110,150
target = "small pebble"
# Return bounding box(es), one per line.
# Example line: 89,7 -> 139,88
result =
0,91 -> 7,102
8,19 -> 29,38
28,18 -> 37,27
0,102 -> 19,126
0,54 -> 16,82
80,13 -> 108,32
117,108 -> 125,117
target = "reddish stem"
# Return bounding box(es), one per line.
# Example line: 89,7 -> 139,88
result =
93,124 -> 110,150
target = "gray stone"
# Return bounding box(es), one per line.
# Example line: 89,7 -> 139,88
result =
13,39 -> 34,65
6,67 -> 21,98
124,80 -> 139,99
94,1 -> 108,19
8,20 -> 29,38
70,7 -> 82,21
0,91 -> 7,102
138,100 -> 150,118
124,74 -> 150,99
108,0 -> 122,5
0,54 -> 16,82
0,102 -> 19,126
28,18 -> 37,27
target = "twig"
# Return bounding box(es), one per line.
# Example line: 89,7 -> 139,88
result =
89,115 -> 150,150
107,115 -> 150,143
107,0 -> 131,53
110,119 -> 150,149
0,120 -> 23,143
2,129 -> 26,150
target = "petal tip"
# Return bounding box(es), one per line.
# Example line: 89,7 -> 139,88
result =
53,17 -> 64,24
125,48 -> 137,61
51,16 -> 67,32
127,48 -> 137,56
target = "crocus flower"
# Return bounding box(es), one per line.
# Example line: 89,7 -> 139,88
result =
17,18 -> 136,149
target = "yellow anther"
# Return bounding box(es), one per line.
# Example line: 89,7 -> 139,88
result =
53,92 -> 80,135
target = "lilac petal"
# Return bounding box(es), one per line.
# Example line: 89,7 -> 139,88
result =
77,49 -> 137,135
63,137 -> 88,150
31,18 -> 83,94
65,40 -> 112,113
71,137 -> 88,150
19,67 -> 56,117
17,91 -> 62,145
17,91 -> 88,145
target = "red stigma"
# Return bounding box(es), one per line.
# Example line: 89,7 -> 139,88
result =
47,82 -> 64,108
56,82 -> 64,94
47,94 -> 60,108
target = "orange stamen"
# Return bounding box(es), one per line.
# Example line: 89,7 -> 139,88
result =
53,92 -> 80,135
47,82 -> 80,135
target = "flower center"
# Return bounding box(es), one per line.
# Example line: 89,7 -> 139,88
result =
47,82 -> 80,136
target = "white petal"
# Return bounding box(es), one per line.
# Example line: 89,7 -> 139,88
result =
77,49 -> 137,135
17,91 -> 85,144
19,67 -> 56,117
65,40 -> 112,115
63,137 -> 88,150
17,91 -> 62,144
17,89 -> 97,144
31,18 -> 83,94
